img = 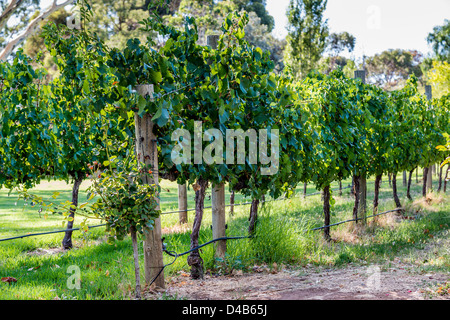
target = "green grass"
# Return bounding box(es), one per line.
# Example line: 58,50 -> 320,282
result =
0,171 -> 449,299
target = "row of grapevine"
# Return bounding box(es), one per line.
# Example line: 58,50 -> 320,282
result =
1,4 -> 449,291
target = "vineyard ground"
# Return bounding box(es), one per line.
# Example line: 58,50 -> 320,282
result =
0,173 -> 449,300
158,226 -> 450,300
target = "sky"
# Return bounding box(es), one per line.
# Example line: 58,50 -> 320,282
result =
40,0 -> 450,61
266,0 -> 450,61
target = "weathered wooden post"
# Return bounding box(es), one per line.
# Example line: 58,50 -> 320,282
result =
178,183 -> 188,224
134,84 -> 165,289
354,70 -> 367,223
425,85 -> 433,194
206,34 -> 227,260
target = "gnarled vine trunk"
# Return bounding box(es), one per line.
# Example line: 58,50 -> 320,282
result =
373,174 -> 382,219
444,165 -> 448,193
422,167 -> 429,197
323,185 -> 331,241
407,168 -> 414,200
437,165 -> 443,192
62,176 -> 83,250
392,173 -> 402,209
248,199 -> 260,235
352,175 -> 360,223
187,178 -> 208,279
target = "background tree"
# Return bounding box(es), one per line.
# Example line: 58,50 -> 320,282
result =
284,0 -> 329,80
365,49 -> 424,91
231,0 -> 274,32
426,60 -> 450,98
87,0 -> 151,49
427,19 -> 450,63
0,0 -> 75,61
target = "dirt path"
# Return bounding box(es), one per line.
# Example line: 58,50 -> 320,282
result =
149,229 -> 450,300
160,262 -> 448,300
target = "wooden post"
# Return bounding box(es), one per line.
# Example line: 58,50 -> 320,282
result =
425,85 -> 433,194
134,84 -> 165,289
212,183 -> 226,259
354,70 -> 367,223
207,34 -> 219,49
178,183 -> 188,224
207,34 -> 226,260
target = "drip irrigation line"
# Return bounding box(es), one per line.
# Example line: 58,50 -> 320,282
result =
309,208 -> 404,231
148,235 -> 252,287
148,206 -> 405,286
0,185 -> 353,243
0,224 -> 106,242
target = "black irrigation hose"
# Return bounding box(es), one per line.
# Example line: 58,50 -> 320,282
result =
0,184 -> 351,242
310,208 -> 403,231
148,206 -> 404,286
148,235 -> 252,287
0,224 -> 107,242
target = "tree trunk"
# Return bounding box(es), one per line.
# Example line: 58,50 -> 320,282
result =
248,199 -> 260,235
351,176 -> 355,198
427,165 -> 433,193
0,0 -> 76,61
229,190 -> 235,215
407,168 -> 414,200
422,167 -> 429,197
352,175 -> 360,223
444,165 -> 448,193
62,176 -> 83,249
339,180 -> 342,196
178,183 -> 188,224
358,176 -> 367,224
187,178 -> 208,280
392,173 -> 402,209
373,174 -> 382,219
130,226 -> 141,300
323,185 -> 331,241
437,165 -> 443,192
0,0 -> 25,31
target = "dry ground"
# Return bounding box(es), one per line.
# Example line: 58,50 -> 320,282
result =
147,217 -> 450,301
157,259 -> 449,300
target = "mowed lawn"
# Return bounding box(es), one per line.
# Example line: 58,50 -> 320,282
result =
0,171 -> 449,300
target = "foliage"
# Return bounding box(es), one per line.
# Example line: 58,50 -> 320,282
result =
284,0 -> 329,80
426,60 -> 450,98
427,19 -> 450,63
437,128 -> 450,167
365,49 -> 423,90
326,31 -> 355,56
0,50 -> 53,189
87,150 -> 160,244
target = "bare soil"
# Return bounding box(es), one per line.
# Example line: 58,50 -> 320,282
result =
148,228 -> 450,300
159,262 -> 448,300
